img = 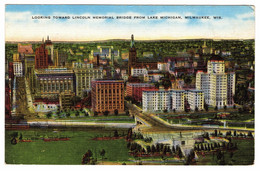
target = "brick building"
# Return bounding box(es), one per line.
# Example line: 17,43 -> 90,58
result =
126,83 -> 155,102
91,80 -> 124,113
35,42 -> 48,69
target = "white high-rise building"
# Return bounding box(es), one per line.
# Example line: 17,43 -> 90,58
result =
142,89 -> 170,112
13,62 -> 23,77
196,55 -> 235,107
142,89 -> 204,112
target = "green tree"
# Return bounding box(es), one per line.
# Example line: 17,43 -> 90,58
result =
114,109 -> 118,116
46,112 -> 52,119
103,110 -> 109,116
100,149 -> 106,162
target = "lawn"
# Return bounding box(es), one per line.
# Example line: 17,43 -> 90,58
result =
196,139 -> 254,165
5,129 -> 132,164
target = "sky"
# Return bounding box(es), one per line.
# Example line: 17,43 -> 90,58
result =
5,5 -> 255,41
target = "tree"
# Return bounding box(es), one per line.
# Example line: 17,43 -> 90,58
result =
233,104 -> 236,109
100,149 -> 106,162
46,112 -> 52,119
125,110 -> 130,116
205,105 -> 209,112
103,110 -> 109,116
195,106 -> 199,112
163,109 -> 168,113
224,105 -> 227,110
82,150 -> 93,165
75,111 -> 80,117
114,109 -> 118,116
66,113 -> 70,117
214,106 -> 218,111
94,111 -> 98,117
114,130 -> 119,137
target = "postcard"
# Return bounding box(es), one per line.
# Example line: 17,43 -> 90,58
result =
5,5 -> 255,165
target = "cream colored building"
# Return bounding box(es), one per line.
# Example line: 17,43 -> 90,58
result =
74,68 -> 103,97
196,55 -> 235,107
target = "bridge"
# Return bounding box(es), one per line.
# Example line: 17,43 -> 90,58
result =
127,103 -> 254,133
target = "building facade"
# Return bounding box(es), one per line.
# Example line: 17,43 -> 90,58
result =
196,55 -> 235,107
35,68 -> 75,99
35,43 -> 49,69
142,89 -> 170,112
54,49 -> 68,67
91,80 -> 124,113
126,83 -> 155,102
74,68 -> 103,97
131,67 -> 148,77
142,89 -> 204,112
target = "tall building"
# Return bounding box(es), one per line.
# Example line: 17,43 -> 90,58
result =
91,80 -> 124,113
35,68 -> 75,99
45,36 -> 54,64
35,41 -> 49,69
126,83 -> 155,102
24,54 -> 36,94
142,89 -> 204,112
196,55 -> 235,107
13,53 -> 23,77
74,68 -> 103,97
142,89 -> 170,112
128,34 -> 137,76
54,49 -> 68,67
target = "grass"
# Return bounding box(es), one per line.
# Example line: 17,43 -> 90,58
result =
196,139 -> 254,165
159,111 -> 254,128
5,129 -> 132,164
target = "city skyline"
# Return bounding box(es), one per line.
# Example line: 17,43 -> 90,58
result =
6,5 -> 255,41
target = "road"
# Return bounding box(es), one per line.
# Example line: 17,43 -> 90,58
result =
126,102 -> 254,133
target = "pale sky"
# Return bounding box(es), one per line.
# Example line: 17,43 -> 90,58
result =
5,5 -> 255,41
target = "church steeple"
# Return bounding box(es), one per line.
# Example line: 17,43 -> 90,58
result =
130,34 -> 135,48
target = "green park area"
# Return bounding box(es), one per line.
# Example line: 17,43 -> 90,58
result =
159,111 -> 254,129
5,129 -> 132,165
196,139 -> 254,165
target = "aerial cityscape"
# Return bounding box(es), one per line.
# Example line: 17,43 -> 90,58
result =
5,5 -> 254,165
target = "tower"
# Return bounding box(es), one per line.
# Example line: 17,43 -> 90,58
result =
128,34 -> 137,76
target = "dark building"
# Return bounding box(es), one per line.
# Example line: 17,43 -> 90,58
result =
35,40 -> 49,69
128,34 -> 137,75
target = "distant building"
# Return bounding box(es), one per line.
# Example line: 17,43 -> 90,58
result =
126,83 -> 155,102
72,61 -> 93,69
74,68 -> 103,97
196,55 -> 235,107
35,68 -> 75,99
91,80 -> 124,113
18,43 -> 34,54
144,71 -> 164,82
131,67 -> 148,77
157,62 -> 168,71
